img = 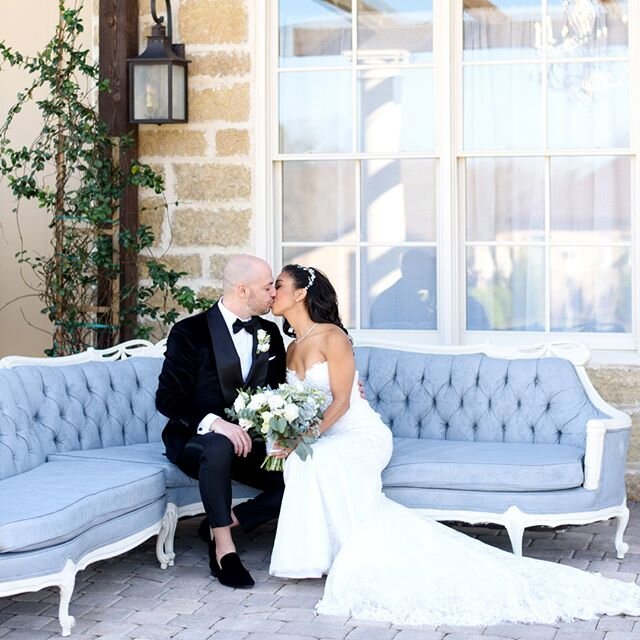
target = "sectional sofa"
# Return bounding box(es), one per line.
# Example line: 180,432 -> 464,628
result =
0,339 -> 631,635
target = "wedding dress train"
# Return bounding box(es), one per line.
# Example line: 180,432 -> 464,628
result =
269,361 -> 640,626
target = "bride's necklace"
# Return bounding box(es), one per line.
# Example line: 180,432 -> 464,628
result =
294,323 -> 318,344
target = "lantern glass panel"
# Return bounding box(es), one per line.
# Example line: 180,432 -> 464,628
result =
133,63 -> 169,121
172,65 -> 186,121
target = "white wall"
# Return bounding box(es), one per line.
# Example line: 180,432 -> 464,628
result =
0,1 -> 94,356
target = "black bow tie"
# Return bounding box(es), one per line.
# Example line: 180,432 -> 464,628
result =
232,317 -> 259,335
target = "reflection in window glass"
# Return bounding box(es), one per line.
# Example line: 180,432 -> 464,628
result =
463,0 -> 540,61
466,157 -> 544,242
363,247 -> 437,330
279,0 -> 351,68
282,247 -> 356,329
550,156 -> 630,241
280,71 -> 352,153
358,68 -> 434,153
464,64 -> 543,150
547,0 -> 629,59
550,247 -> 631,332
547,62 -> 629,149
467,246 -> 545,331
362,160 -> 436,243
358,0 -> 433,64
283,162 -> 355,243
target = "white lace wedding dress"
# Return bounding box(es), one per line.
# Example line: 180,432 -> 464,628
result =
269,361 -> 640,626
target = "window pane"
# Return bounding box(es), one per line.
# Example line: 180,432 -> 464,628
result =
279,0 -> 351,68
550,247 -> 631,332
282,247 -> 356,328
463,0 -> 541,61
547,62 -> 629,149
466,157 -> 544,242
362,159 -> 436,243
363,247 -> 437,330
358,68 -> 434,152
280,71 -> 352,153
467,246 -> 545,331
550,156 -> 630,242
464,64 -> 543,150
358,0 -> 433,64
283,161 -> 355,242
547,0 -> 629,59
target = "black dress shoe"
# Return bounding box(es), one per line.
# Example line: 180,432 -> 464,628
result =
214,552 -> 255,589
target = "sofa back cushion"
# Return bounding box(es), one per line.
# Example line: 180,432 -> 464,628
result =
0,357 -> 166,480
354,347 -> 604,448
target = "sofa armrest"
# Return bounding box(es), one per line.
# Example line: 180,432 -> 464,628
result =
583,417 -> 631,491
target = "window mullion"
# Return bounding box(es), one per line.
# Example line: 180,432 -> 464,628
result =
436,0 -> 459,344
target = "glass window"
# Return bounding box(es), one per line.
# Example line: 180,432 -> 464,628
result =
274,1 -> 634,345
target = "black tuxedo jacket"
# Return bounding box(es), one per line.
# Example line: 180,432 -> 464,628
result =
156,303 -> 287,464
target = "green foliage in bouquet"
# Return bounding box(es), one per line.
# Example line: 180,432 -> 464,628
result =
225,382 -> 328,472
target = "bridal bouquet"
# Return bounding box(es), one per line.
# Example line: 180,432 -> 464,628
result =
225,382 -> 327,471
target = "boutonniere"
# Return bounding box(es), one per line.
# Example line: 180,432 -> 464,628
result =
256,329 -> 270,354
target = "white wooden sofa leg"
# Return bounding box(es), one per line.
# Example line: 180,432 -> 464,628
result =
156,503 -> 178,569
615,505 -> 630,559
503,506 -> 525,557
58,563 -> 76,637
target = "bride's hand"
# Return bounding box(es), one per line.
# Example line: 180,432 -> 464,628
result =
270,445 -> 293,459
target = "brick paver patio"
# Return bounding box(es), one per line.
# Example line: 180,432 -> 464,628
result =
2,503 -> 640,639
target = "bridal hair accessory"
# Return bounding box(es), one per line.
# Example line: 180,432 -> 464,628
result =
298,265 -> 316,290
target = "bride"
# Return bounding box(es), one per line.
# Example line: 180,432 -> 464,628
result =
268,263 -> 640,626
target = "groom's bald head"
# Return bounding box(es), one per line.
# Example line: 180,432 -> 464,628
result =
223,255 -> 272,292
222,254 -> 275,316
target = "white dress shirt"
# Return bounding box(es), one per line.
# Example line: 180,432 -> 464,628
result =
196,299 -> 256,434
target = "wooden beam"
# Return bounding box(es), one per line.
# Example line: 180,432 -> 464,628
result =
98,0 -> 139,346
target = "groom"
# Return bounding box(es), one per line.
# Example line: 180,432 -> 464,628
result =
156,254 -> 287,588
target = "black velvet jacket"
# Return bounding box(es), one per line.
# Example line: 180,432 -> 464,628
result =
156,303 -> 287,463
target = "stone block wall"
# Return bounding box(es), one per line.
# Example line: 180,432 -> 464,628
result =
138,0 -> 254,308
588,365 -> 640,500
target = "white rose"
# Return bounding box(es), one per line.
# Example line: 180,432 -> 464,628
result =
283,403 -> 299,422
248,393 -> 267,410
233,394 -> 246,412
239,418 -> 253,430
261,411 -> 273,426
268,395 -> 285,411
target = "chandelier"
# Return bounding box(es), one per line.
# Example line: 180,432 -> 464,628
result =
534,0 -> 628,102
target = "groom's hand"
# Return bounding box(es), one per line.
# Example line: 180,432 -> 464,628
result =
212,419 -> 253,457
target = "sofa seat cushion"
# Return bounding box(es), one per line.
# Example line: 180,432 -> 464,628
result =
48,442 -> 196,488
0,459 -> 165,553
383,438 -> 585,492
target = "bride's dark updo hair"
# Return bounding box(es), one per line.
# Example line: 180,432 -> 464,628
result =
281,264 -> 349,339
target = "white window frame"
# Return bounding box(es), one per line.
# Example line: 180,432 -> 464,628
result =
254,0 -> 640,365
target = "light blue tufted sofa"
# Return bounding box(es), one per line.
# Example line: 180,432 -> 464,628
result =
0,339 -> 632,635
355,341 -> 632,559
0,341 -> 257,636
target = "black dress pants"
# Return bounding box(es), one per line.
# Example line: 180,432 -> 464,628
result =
176,432 -> 285,532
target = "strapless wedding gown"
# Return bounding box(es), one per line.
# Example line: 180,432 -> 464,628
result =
269,361 -> 640,626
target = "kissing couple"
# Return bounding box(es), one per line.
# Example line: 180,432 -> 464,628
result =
156,254 -> 640,626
